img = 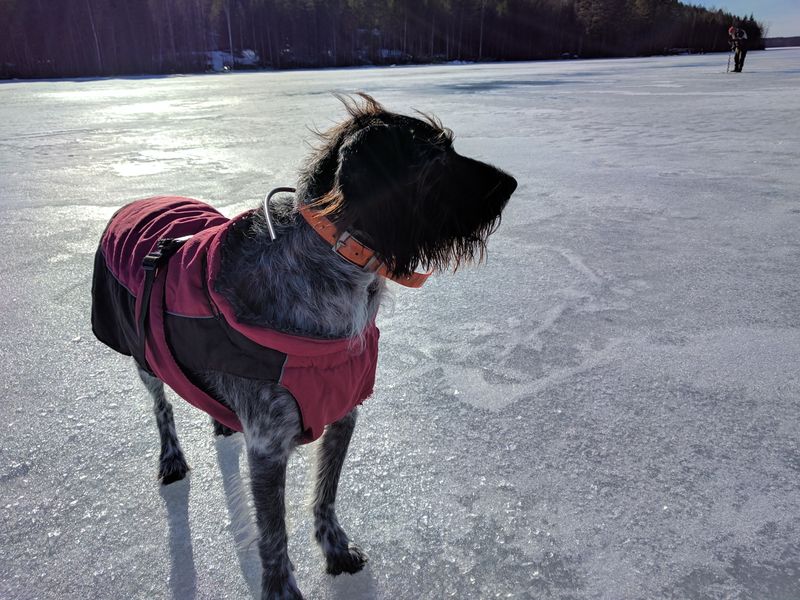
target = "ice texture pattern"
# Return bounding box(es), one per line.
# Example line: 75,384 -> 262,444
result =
1,48 -> 799,599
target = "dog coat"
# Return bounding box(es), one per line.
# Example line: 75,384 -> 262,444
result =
91,196 -> 379,442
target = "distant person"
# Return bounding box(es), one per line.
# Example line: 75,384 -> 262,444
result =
728,25 -> 748,72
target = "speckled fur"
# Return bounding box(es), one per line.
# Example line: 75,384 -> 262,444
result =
131,94 -> 516,600
137,366 -> 190,484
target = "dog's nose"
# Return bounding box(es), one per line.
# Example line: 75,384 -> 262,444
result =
490,171 -> 516,206
449,153 -> 517,206
500,173 -> 517,199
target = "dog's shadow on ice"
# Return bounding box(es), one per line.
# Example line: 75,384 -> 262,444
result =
214,435 -> 379,599
327,565 -> 379,600
159,478 -> 198,599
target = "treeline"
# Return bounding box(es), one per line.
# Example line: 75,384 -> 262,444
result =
765,37 -> 800,48
0,0 -> 764,78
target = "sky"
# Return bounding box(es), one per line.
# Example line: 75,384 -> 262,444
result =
691,0 -> 800,37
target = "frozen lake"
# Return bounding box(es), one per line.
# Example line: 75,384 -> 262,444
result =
1,48 -> 799,599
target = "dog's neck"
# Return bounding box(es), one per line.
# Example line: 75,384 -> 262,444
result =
213,194 -> 384,341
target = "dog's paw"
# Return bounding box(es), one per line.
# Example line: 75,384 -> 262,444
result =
315,517 -> 369,575
158,453 -> 190,485
324,541 -> 368,576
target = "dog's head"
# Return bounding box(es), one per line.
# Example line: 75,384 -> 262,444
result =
299,94 -> 517,278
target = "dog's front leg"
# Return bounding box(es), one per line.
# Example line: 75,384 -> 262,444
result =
241,388 -> 304,600
313,408 -> 368,575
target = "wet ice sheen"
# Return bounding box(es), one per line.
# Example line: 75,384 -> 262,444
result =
1,49 -> 800,599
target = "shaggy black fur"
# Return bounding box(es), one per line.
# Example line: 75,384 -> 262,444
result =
306,94 -> 517,278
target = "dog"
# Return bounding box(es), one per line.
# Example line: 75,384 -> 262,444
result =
91,94 -> 516,599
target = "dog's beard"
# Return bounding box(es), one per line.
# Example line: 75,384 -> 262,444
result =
419,215 -> 503,274
305,181 -> 510,278
338,191 -> 508,278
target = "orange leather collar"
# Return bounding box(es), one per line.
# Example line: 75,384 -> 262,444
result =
297,204 -> 431,288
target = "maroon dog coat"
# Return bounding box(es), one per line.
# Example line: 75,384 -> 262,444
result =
91,196 -> 379,442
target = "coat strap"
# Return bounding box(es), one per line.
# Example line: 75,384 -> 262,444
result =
137,236 -> 192,372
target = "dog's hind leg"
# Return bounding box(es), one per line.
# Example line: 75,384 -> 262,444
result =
312,408 -> 368,575
136,365 -> 190,484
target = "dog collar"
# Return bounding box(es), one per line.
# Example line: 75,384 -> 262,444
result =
296,202 -> 432,289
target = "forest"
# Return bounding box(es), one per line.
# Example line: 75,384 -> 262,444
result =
0,0 -> 765,78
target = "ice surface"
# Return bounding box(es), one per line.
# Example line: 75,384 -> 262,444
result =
1,49 -> 799,599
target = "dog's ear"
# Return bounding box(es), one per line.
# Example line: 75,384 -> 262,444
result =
335,124 -> 416,200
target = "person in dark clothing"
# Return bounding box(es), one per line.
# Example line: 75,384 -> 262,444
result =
728,25 -> 748,72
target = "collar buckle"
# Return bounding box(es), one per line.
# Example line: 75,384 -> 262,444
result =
297,202 -> 432,288
332,231 -> 352,254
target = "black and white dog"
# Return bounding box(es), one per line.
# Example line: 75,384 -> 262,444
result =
91,94 -> 516,599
